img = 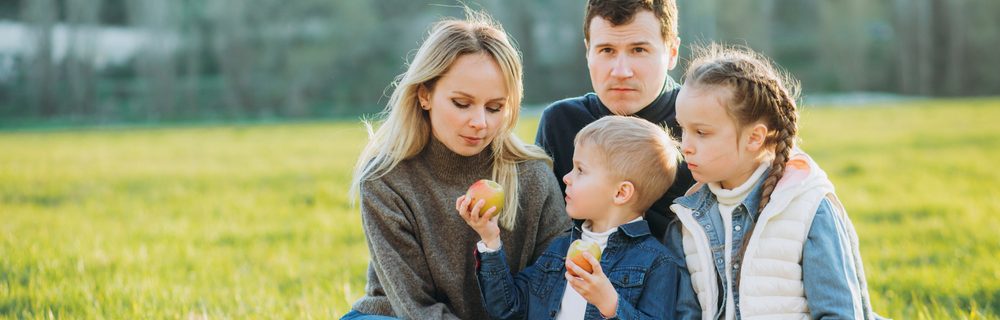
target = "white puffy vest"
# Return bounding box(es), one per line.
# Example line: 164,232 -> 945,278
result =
671,151 -> 879,320
675,186 -> 828,320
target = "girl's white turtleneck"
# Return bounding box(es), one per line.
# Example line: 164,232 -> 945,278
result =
707,162 -> 769,320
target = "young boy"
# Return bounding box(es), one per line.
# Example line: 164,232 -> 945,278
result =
457,116 -> 688,319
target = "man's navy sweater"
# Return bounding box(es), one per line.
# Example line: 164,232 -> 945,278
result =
535,87 -> 696,240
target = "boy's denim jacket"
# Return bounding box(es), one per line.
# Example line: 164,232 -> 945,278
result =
476,219 -> 687,320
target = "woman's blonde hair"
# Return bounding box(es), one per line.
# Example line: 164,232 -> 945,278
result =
350,10 -> 550,230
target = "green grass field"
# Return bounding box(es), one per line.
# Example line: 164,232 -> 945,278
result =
2,98 -> 999,319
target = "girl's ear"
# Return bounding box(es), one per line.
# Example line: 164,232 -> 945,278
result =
745,123 -> 769,152
417,85 -> 431,110
613,181 -> 635,205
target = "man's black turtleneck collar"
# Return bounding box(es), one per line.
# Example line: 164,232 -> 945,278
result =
586,77 -> 682,139
535,77 -> 694,240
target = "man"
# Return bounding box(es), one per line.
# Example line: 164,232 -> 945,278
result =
536,0 -> 695,240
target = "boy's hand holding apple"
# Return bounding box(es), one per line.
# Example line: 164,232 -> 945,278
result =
565,241 -> 618,318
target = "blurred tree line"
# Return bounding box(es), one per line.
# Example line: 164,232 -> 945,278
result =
0,0 -> 998,125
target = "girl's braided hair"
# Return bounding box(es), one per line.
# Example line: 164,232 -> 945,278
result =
682,43 -> 801,214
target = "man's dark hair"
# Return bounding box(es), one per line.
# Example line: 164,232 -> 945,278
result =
583,0 -> 678,43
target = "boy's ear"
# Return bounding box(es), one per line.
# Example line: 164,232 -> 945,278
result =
745,123 -> 768,152
613,181 -> 635,205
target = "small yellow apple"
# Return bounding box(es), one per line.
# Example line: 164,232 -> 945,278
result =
465,179 -> 504,218
567,239 -> 602,274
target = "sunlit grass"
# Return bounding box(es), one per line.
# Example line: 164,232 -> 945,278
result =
2,98 -> 999,318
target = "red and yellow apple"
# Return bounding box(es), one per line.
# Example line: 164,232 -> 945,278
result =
567,239 -> 602,274
465,179 -> 504,218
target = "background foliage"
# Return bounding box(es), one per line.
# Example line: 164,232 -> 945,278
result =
1,0 -> 999,125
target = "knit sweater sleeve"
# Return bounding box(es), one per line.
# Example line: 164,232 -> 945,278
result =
359,178 -> 461,320
529,161 -> 572,261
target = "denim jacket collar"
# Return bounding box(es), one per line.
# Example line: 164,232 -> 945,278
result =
618,219 -> 652,238
569,218 -> 651,243
674,167 -> 772,221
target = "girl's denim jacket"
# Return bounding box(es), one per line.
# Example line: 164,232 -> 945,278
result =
664,164 -> 871,319
476,219 -> 687,319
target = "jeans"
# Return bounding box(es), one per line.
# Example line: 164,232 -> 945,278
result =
340,310 -> 398,320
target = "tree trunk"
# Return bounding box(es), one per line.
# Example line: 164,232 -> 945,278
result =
944,0 -> 966,96
66,0 -> 101,119
22,0 -> 58,118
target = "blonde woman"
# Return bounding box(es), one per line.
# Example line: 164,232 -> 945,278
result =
343,11 -> 571,320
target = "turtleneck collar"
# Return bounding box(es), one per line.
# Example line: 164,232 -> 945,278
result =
419,135 -> 494,184
581,216 -> 643,250
594,76 -> 680,123
709,162 -> 770,206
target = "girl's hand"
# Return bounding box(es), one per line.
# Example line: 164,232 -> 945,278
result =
565,251 -> 618,318
455,195 -> 501,249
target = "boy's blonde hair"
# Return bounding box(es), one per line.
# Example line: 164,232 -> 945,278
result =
574,115 -> 680,212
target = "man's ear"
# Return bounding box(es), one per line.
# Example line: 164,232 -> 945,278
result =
667,37 -> 681,70
745,123 -> 769,152
417,85 -> 431,110
613,181 -> 635,205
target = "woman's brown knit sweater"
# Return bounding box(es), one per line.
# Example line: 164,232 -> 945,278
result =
351,138 -> 571,319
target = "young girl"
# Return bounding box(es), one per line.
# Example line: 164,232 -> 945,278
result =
666,44 -> 879,319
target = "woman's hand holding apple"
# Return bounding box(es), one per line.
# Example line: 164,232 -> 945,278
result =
455,195 -> 501,249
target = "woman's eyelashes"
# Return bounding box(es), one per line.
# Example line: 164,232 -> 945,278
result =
451,99 -> 470,108
452,98 -> 503,113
